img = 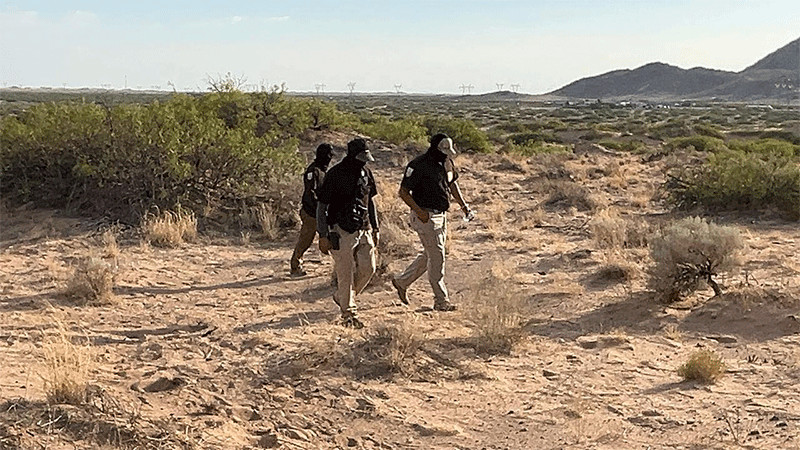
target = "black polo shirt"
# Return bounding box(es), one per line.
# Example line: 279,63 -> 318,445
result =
300,161 -> 326,218
401,150 -> 459,212
317,157 -> 377,231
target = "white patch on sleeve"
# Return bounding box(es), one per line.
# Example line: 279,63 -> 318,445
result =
307,173 -> 313,180
405,167 -> 414,178
447,171 -> 454,183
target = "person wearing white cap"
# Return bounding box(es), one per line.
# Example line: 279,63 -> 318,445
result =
392,133 -> 472,311
316,138 -> 379,328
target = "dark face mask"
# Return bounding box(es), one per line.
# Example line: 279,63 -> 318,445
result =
316,153 -> 333,168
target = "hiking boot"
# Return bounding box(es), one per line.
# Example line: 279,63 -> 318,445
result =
391,277 -> 409,305
433,301 -> 457,312
342,315 -> 364,329
290,267 -> 308,277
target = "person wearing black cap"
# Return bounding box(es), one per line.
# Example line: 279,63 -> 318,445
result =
391,133 -> 472,311
290,143 -> 335,276
315,138 -> 379,328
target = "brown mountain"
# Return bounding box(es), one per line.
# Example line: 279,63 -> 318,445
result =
549,37 -> 799,102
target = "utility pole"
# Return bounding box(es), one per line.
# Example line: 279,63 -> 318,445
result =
314,83 -> 326,95
394,84 -> 402,94
496,83 -> 504,91
459,84 -> 467,94
510,83 -> 520,93
466,84 -> 474,94
347,82 -> 356,94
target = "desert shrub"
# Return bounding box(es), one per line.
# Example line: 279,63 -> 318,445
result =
352,320 -> 421,378
422,116 -> 492,153
666,135 -> 727,153
544,180 -> 598,211
508,130 -> 562,145
650,118 -> 693,139
357,116 -> 427,145
589,208 -> 650,249
649,217 -> 744,303
727,138 -> 800,157
693,123 -> 725,139
0,90 -> 314,222
668,148 -> 800,219
468,262 -> 527,355
761,130 -> 800,145
64,257 -> 115,306
40,327 -> 94,405
493,120 -> 546,134
503,141 -> 571,157
597,139 -> 646,153
678,349 -> 725,383
579,128 -> 613,141
142,209 -> 197,248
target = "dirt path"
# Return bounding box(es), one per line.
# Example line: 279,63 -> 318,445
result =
2,150 -> 799,449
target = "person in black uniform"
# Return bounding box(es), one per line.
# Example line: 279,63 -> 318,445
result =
316,138 -> 380,328
392,133 -> 472,311
290,143 -> 334,276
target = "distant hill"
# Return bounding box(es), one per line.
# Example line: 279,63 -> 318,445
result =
549,38 -> 799,103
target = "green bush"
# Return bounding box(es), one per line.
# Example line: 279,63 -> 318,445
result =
649,118 -> 693,139
502,141 -> 571,157
422,116 -> 492,153
666,135 -> 727,153
693,123 -> 724,139
508,131 -> 562,145
0,92 -> 309,221
357,116 -> 427,145
668,147 -> 800,219
727,138 -> 799,157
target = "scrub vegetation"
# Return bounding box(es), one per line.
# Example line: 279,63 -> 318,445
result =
2,86 -> 800,448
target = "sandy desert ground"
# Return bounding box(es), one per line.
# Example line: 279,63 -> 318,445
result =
2,135 -> 800,449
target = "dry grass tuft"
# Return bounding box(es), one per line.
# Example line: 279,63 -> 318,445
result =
678,349 -> 726,384
254,203 -> 279,240
468,262 -> 528,355
142,210 -> 197,248
590,207 -> 650,249
544,180 -> 599,211
40,327 -> 94,405
353,319 -> 422,378
99,230 -> 119,262
64,257 -> 115,306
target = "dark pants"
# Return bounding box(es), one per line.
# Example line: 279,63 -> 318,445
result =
291,209 -> 318,272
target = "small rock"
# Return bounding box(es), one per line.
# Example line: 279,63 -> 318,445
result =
566,354 -> 581,363
284,428 -> 310,441
257,432 -> 279,448
707,335 -> 738,344
776,421 -> 788,428
347,437 -> 359,447
270,387 -> 293,403
542,369 -> 559,379
143,376 -> 186,393
577,336 -> 599,349
642,410 -> 662,417
232,405 -> 261,422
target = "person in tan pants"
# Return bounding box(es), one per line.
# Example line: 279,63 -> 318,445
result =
392,133 -> 471,311
290,143 -> 334,276
316,138 -> 380,328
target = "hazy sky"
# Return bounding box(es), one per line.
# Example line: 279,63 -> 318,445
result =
1,0 -> 797,94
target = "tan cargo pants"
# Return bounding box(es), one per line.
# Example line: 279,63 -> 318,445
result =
291,209 -> 318,272
394,211 -> 449,304
330,225 -> 376,318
